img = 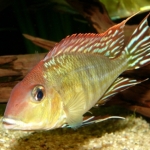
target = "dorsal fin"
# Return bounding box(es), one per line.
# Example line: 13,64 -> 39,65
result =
44,13 -> 138,61
124,12 -> 150,70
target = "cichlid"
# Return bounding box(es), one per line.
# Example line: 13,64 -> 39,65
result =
2,13 -> 150,130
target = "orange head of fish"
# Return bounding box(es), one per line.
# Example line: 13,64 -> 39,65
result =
3,61 -> 65,130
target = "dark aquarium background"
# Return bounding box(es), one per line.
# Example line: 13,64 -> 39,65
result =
0,0 -> 149,55
0,0 -> 93,55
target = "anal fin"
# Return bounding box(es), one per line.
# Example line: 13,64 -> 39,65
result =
65,115 -> 124,128
96,77 -> 148,106
82,115 -> 124,126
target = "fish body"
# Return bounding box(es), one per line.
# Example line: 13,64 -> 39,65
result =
3,13 -> 150,130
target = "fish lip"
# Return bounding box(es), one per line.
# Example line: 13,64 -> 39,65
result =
2,117 -> 23,130
2,117 -> 48,131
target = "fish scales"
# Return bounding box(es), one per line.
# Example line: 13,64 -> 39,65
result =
2,13 -> 150,130
43,53 -> 128,115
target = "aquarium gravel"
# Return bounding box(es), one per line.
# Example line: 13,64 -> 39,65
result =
0,114 -> 150,150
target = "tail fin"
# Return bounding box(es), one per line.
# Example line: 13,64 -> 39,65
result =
125,13 -> 150,70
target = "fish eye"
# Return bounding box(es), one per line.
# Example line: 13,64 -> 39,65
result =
32,85 -> 45,102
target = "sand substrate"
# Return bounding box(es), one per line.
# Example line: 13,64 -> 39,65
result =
0,105 -> 150,150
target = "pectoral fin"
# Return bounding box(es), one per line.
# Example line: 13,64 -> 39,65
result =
64,92 -> 86,129
96,77 -> 148,106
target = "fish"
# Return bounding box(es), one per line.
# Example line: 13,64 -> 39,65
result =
2,13 -> 150,130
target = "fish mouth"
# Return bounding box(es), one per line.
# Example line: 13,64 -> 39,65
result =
2,117 -> 27,130
2,117 -> 49,131
3,117 -> 37,131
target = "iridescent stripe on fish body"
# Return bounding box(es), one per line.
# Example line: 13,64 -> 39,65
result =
2,13 -> 150,130
43,53 -> 128,127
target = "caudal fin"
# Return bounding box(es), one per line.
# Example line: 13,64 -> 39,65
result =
125,13 -> 150,70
